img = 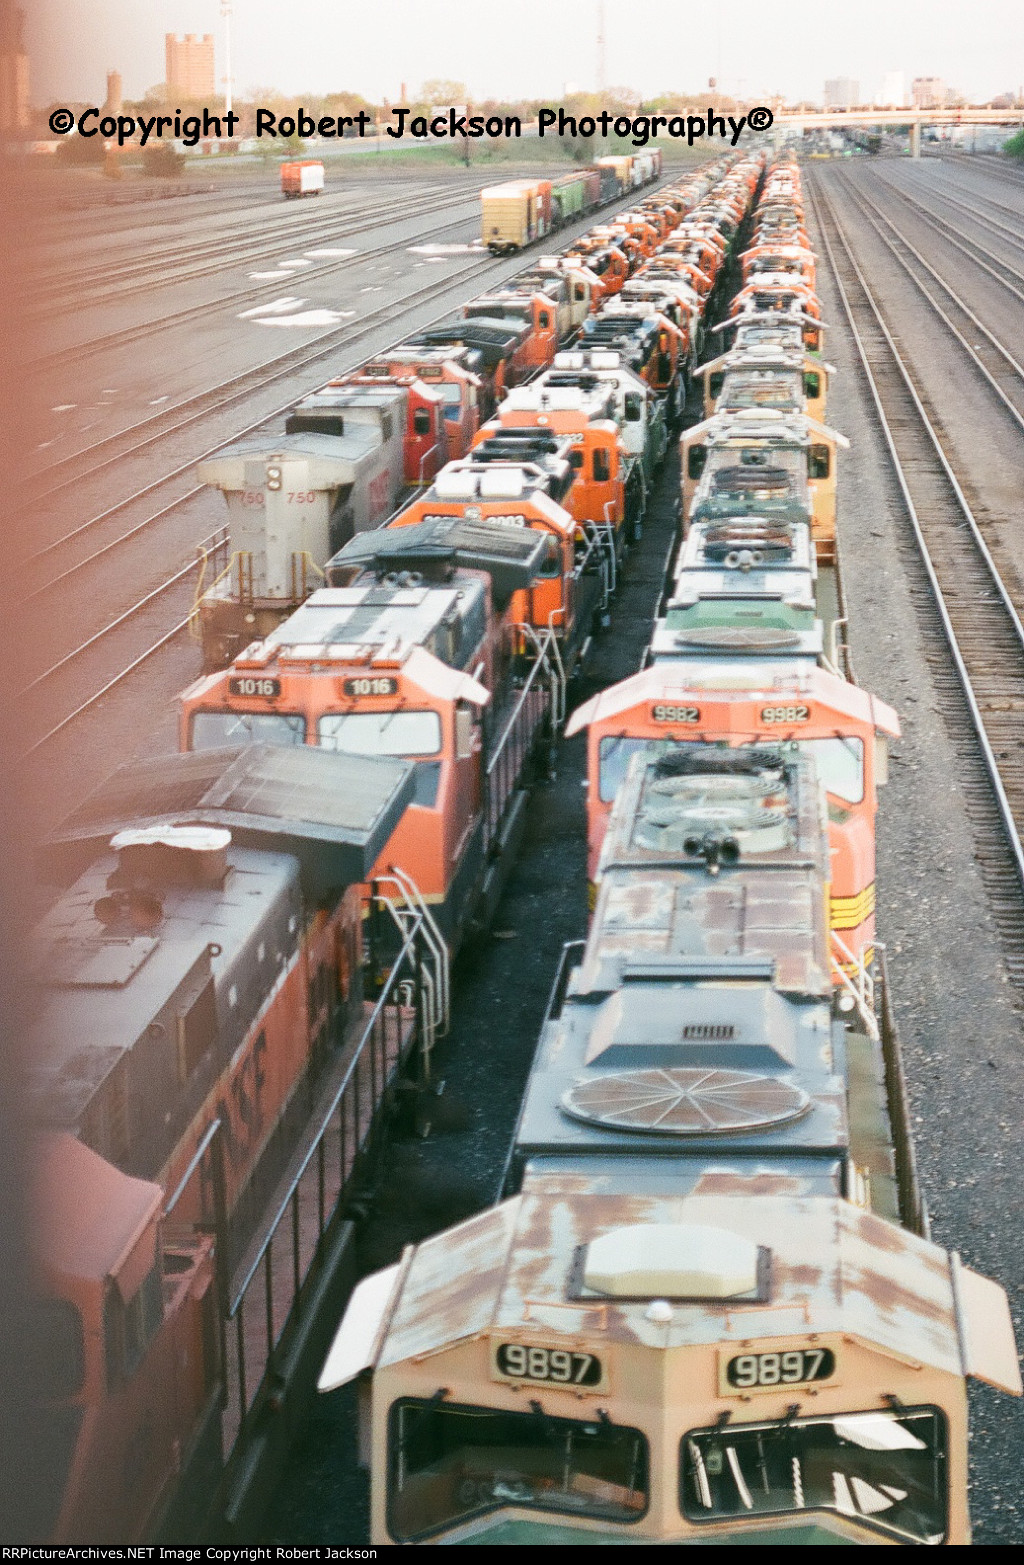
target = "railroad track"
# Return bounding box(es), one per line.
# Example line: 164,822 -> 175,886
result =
26,230 -> 488,507
33,196 -> 484,369
33,182 -> 482,306
832,173 -> 1024,430
853,172 -> 1024,304
941,151 -> 1024,188
809,173 -> 1024,983
873,166 -> 1024,256
20,527 -> 229,756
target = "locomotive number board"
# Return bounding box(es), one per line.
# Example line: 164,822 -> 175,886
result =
229,676 -> 281,699
343,676 -> 399,698
720,1346 -> 837,1396
491,1342 -> 607,1391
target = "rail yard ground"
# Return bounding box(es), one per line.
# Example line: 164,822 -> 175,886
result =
20,150 -> 1024,1542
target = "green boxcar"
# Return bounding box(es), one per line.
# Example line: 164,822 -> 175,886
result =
551,172 -> 587,225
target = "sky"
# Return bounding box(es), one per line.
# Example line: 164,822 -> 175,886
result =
25,0 -> 1024,109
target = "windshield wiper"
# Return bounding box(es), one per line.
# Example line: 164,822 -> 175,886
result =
769,1402 -> 802,1436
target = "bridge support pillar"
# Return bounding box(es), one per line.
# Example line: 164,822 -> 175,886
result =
910,121 -> 921,158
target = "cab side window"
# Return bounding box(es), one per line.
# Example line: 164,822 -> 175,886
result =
808,444 -> 830,480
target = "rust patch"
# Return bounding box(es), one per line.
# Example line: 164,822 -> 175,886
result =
690,1170 -> 810,1197
781,1261 -> 826,1290
848,1266 -> 949,1326
854,1217 -> 912,1257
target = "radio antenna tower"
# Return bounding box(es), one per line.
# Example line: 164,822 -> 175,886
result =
596,0 -> 607,98
221,0 -> 234,113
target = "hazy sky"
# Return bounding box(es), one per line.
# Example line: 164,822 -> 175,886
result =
27,0 -> 1024,108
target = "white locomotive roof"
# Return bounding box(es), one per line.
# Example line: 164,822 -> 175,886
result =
358,1187 -> 1019,1394
565,662 -> 900,738
197,428 -> 383,488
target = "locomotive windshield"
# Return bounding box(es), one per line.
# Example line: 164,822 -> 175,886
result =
388,1399 -> 648,1541
680,1406 -> 947,1545
598,737 -> 864,805
318,710 -> 442,758
190,710 -> 306,748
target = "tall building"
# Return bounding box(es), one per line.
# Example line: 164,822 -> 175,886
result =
103,70 -> 123,117
165,33 -> 216,101
912,77 -> 946,109
879,71 -> 907,107
0,1 -> 30,135
824,77 -> 859,110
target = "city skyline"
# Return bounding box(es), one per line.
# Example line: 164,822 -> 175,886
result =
24,0 -> 1024,108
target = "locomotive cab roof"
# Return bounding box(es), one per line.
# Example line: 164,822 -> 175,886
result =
325,514 -> 553,603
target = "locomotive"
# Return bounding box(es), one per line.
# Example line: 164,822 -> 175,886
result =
315,152 -> 1022,1547
320,746 -> 1021,1545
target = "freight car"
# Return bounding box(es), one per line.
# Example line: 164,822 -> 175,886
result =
320,746 -> 1021,1544
481,179 -> 555,254
280,159 -> 324,198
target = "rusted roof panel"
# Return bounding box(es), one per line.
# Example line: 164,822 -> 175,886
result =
378,1199 -> 522,1368
378,1186 -> 965,1378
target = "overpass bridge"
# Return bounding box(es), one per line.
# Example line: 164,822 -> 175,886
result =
774,106 -> 1024,157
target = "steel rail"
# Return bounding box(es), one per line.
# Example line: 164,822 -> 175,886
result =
834,173 -> 1024,432
883,168 -> 1024,249
855,173 -> 1024,304
26,220 -> 484,501
926,167 -> 1024,226
810,175 -> 1024,972
33,200 -> 483,372
23,601 -> 199,757
32,182 -> 472,303
22,526 -> 227,693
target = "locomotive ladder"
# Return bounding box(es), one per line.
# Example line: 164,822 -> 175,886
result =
809,174 -> 1024,983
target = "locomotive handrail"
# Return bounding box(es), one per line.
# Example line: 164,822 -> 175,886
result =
576,519 -> 615,608
417,442 -> 440,484
830,928 -> 878,1039
228,913 -> 427,1316
483,630 -> 557,849
373,868 -> 450,1037
164,1116 -> 222,1217
188,532 -> 232,635
545,939 -> 586,1022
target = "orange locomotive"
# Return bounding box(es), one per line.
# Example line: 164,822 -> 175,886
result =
568,662 -> 898,969
35,1134 -> 217,1544
384,454 -> 609,674
29,742 -> 422,1542
180,514 -> 564,943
